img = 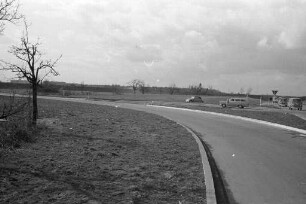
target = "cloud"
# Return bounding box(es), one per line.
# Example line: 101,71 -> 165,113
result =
126,44 -> 162,63
257,37 -> 270,48
277,25 -> 306,49
185,30 -> 203,38
58,30 -> 75,42
1,0 -> 306,95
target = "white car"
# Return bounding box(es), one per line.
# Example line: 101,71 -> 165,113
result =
220,98 -> 249,108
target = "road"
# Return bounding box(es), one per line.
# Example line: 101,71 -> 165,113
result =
2,94 -> 306,203
83,99 -> 306,204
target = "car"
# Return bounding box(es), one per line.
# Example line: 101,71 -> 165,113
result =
278,97 -> 288,107
219,98 -> 249,108
185,96 -> 203,103
288,98 -> 303,111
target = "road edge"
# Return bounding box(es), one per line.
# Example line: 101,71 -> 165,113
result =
148,105 -> 306,135
172,123 -> 217,204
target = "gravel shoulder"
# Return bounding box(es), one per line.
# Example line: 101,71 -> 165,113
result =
0,98 -> 205,204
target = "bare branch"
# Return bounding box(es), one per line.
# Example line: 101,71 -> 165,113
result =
0,0 -> 23,34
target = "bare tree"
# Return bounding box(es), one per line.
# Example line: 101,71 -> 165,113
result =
169,83 -> 177,95
128,79 -> 145,94
0,0 -> 23,34
138,80 -> 146,94
0,22 -> 62,125
128,79 -> 139,94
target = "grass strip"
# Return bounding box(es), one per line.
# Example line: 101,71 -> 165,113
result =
0,97 -> 205,204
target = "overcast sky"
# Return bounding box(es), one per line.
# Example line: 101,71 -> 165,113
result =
1,0 -> 306,96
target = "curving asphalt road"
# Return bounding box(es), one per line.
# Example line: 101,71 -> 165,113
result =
2,94 -> 306,204
91,100 -> 306,204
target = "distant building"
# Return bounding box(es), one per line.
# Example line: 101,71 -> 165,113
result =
10,80 -> 28,84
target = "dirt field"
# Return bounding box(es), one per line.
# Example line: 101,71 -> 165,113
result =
0,98 -> 205,204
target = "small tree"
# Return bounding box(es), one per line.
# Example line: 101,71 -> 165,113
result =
197,83 -> 202,94
128,79 -> 139,94
169,83 -> 177,95
1,22 -> 62,125
138,81 -> 146,94
0,0 -> 23,34
128,79 -> 145,94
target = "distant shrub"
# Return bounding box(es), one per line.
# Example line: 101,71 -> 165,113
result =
39,84 -> 60,94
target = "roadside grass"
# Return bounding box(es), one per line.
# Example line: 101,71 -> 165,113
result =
0,97 -> 205,204
63,91 -> 262,107
37,90 -> 305,130
74,92 -> 305,130
67,92 -> 305,130
154,103 -> 306,130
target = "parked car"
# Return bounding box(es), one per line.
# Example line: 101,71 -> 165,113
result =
219,98 -> 249,108
278,97 -> 288,107
288,98 -> 303,110
185,96 -> 203,103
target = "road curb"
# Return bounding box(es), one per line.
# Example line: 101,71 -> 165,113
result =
180,124 -> 217,204
148,105 -> 306,135
157,113 -> 217,204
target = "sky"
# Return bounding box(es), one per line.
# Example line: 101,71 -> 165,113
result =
1,0 -> 306,96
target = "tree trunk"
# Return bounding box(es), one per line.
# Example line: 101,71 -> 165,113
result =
32,83 -> 38,125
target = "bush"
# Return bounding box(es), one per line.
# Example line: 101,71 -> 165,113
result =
0,95 -> 37,149
0,120 -> 37,149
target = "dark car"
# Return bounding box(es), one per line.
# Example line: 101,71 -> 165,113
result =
288,98 -> 303,110
185,96 -> 203,103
